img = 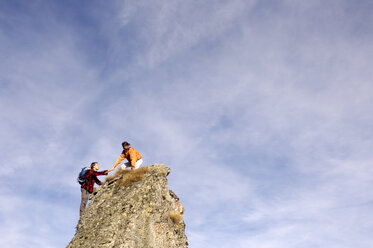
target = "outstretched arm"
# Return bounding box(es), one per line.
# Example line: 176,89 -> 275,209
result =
108,154 -> 125,172
94,172 -> 107,185
89,170 -> 108,185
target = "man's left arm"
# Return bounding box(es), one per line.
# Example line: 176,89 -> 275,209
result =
93,170 -> 108,185
95,170 -> 108,176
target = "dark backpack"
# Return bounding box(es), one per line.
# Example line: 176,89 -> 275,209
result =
77,166 -> 91,184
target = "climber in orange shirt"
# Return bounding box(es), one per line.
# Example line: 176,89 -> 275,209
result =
108,141 -> 143,172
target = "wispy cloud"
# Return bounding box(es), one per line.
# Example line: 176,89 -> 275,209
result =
1,0 -> 373,247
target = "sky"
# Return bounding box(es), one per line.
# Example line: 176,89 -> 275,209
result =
0,0 -> 373,247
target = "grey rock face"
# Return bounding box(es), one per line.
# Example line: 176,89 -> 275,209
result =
67,164 -> 188,248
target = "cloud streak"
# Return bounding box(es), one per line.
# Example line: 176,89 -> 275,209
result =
1,0 -> 373,247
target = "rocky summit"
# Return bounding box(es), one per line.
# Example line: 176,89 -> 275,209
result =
67,164 -> 188,248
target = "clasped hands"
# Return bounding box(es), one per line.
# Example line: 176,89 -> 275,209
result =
106,166 -> 116,174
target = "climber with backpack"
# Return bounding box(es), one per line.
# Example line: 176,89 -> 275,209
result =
107,141 -> 143,172
78,162 -> 108,216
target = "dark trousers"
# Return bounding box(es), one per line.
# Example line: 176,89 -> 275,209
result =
80,188 -> 89,216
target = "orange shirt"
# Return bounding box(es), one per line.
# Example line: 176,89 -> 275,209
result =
114,147 -> 142,168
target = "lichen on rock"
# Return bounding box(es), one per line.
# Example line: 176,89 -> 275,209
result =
67,164 -> 188,248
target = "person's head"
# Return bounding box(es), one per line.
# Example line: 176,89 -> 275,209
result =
122,141 -> 130,149
91,162 -> 99,171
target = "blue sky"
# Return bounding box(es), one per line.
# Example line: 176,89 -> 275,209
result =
1,0 -> 373,247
